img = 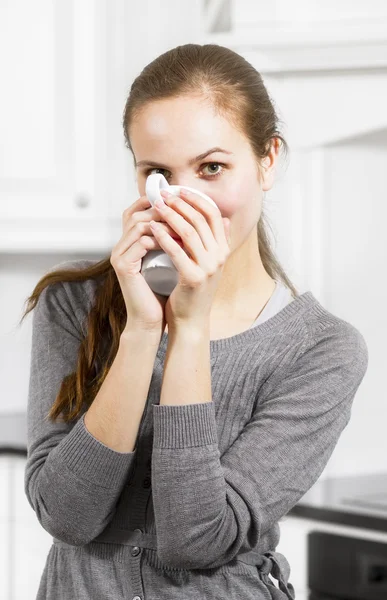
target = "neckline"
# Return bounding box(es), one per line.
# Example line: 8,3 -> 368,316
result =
159,290 -> 317,352
249,278 -> 286,328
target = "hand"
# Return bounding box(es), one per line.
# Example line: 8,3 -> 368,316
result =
110,194 -> 187,334
150,188 -> 231,331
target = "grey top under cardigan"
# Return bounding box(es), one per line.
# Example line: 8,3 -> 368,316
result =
24,259 -> 369,600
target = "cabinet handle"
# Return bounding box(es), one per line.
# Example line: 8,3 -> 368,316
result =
75,194 -> 91,209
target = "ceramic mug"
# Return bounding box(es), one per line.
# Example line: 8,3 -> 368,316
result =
141,173 -> 218,296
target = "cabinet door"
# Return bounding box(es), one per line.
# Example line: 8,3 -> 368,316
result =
0,458 -> 11,600
0,0 -> 111,251
277,516 -> 312,598
13,521 -> 52,600
0,518 -> 10,600
11,456 -> 53,600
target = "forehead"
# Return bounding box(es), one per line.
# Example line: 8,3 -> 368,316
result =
130,96 -> 249,157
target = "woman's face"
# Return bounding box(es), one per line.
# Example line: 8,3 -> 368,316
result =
129,95 -> 279,252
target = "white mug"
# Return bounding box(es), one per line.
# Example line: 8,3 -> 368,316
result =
141,173 -> 218,296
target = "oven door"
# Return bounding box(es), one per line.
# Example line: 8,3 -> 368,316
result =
308,531 -> 387,600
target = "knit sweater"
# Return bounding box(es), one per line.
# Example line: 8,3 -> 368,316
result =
24,259 -> 369,600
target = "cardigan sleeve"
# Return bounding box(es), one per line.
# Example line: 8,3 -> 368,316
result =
151,323 -> 369,570
24,281 -> 136,547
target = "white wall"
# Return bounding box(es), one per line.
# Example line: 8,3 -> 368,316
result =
1,3 -> 386,598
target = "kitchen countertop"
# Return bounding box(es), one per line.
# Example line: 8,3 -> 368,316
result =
2,413 -> 387,533
289,470 -> 387,532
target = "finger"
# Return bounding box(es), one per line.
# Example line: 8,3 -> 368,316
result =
123,204 -> 168,233
154,197 -> 209,263
157,192 -> 217,255
149,221 -> 200,278
122,195 -> 152,228
165,188 -> 229,254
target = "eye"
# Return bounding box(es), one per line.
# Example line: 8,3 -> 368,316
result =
144,162 -> 226,180
145,167 -> 168,178
201,162 -> 225,178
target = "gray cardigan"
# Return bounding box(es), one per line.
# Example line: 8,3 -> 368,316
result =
24,260 -> 369,599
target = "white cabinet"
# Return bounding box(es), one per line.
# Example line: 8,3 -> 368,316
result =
0,0 -> 206,254
0,458 -> 11,600
13,521 -> 52,599
12,456 -> 52,599
1,455 -> 52,600
0,518 -> 10,600
0,0 -> 139,253
277,516 -> 313,599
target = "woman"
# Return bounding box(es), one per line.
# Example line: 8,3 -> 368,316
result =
21,43 -> 368,599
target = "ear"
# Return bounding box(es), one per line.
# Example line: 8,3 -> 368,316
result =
261,138 -> 281,192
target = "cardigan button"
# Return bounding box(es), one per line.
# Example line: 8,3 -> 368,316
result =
142,476 -> 151,488
131,546 -> 141,557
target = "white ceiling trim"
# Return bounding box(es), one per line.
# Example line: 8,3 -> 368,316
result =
204,21 -> 387,73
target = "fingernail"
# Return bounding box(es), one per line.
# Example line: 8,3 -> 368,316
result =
154,198 -> 165,209
160,189 -> 172,198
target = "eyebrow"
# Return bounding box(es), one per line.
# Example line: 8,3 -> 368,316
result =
135,147 -> 233,169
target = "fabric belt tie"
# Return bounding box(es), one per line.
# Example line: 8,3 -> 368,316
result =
93,528 -> 295,600
256,551 -> 295,600
237,549 -> 295,600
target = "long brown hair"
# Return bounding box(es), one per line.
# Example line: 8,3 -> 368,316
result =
19,43 -> 299,425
